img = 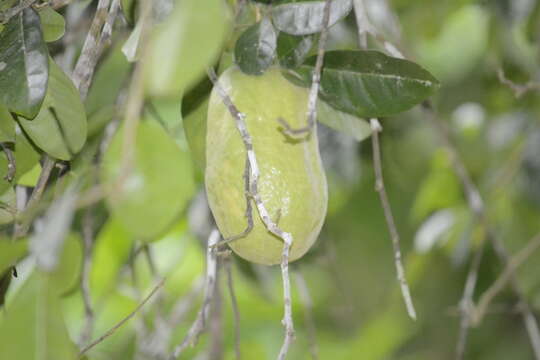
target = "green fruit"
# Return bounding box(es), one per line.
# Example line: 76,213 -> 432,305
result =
205,67 -> 328,265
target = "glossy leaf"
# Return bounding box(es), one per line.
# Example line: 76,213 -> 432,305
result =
145,0 -> 231,97
0,272 -> 79,360
0,104 -> 15,142
0,125 -> 40,194
289,50 -> 440,118
0,239 -> 27,274
277,32 -> 313,68
0,8 -> 48,118
316,99 -> 371,141
38,7 -> 65,42
271,0 -> 353,35
18,60 -> 87,160
235,17 -> 277,75
101,120 -> 195,239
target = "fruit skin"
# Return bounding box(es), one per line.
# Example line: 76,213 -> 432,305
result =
205,67 -> 328,265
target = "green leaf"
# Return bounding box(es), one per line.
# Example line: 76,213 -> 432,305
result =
0,188 -> 16,225
90,219 -> 133,300
277,32 -> 313,68
0,8 -> 48,118
0,272 -> 79,360
271,0 -> 353,35
18,59 -> 87,160
86,44 -> 131,136
235,17 -> 277,75
16,162 -> 40,187
183,97 -> 208,180
49,233 -> 82,295
316,99 -> 371,142
417,5 -> 489,83
121,0 -> 138,25
38,6 -> 65,42
0,125 -> 40,194
101,119 -> 195,239
145,0 -> 231,97
0,239 -> 27,274
289,50 -> 440,118
0,104 -> 15,142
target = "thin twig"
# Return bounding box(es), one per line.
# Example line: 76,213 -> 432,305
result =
277,0 -> 332,138
208,263 -> 224,360
474,233 -> 540,325
79,208 -> 95,347
170,230 -> 220,359
72,0 -> 112,99
0,0 -> 38,24
225,257 -> 242,360
0,142 -> 16,182
497,68 -> 540,99
455,240 -> 485,360
423,102 -> 540,359
294,269 -> 319,360
79,278 -> 166,357
207,67 -> 296,360
72,0 -> 121,100
370,119 -> 417,320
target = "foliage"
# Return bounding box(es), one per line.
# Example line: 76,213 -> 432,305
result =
0,0 -> 539,359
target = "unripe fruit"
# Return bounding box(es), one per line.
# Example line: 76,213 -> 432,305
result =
205,67 -> 328,265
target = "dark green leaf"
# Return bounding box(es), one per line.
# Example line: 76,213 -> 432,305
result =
121,0 -> 138,25
38,6 -> 65,42
317,99 -> 371,141
101,119 -> 195,239
235,17 -> 277,75
0,104 -> 15,142
289,50 -> 440,118
18,59 -> 87,160
0,8 -> 48,118
271,0 -> 352,35
0,272 -> 79,359
277,32 -> 313,68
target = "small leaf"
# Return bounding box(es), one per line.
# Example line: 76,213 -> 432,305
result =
0,272 -> 79,360
235,17 -> 277,75
0,239 -> 27,274
101,120 -> 195,239
121,0 -> 138,25
0,126 -> 40,194
271,0 -> 353,35
38,6 -> 65,42
18,59 -> 87,160
289,50 -> 440,118
0,104 -> 15,142
0,8 -> 48,118
121,19 -> 143,62
16,162 -> 40,187
316,99 -> 371,141
277,32 -> 313,68
0,188 -> 16,225
49,233 -> 83,295
145,0 -> 231,97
